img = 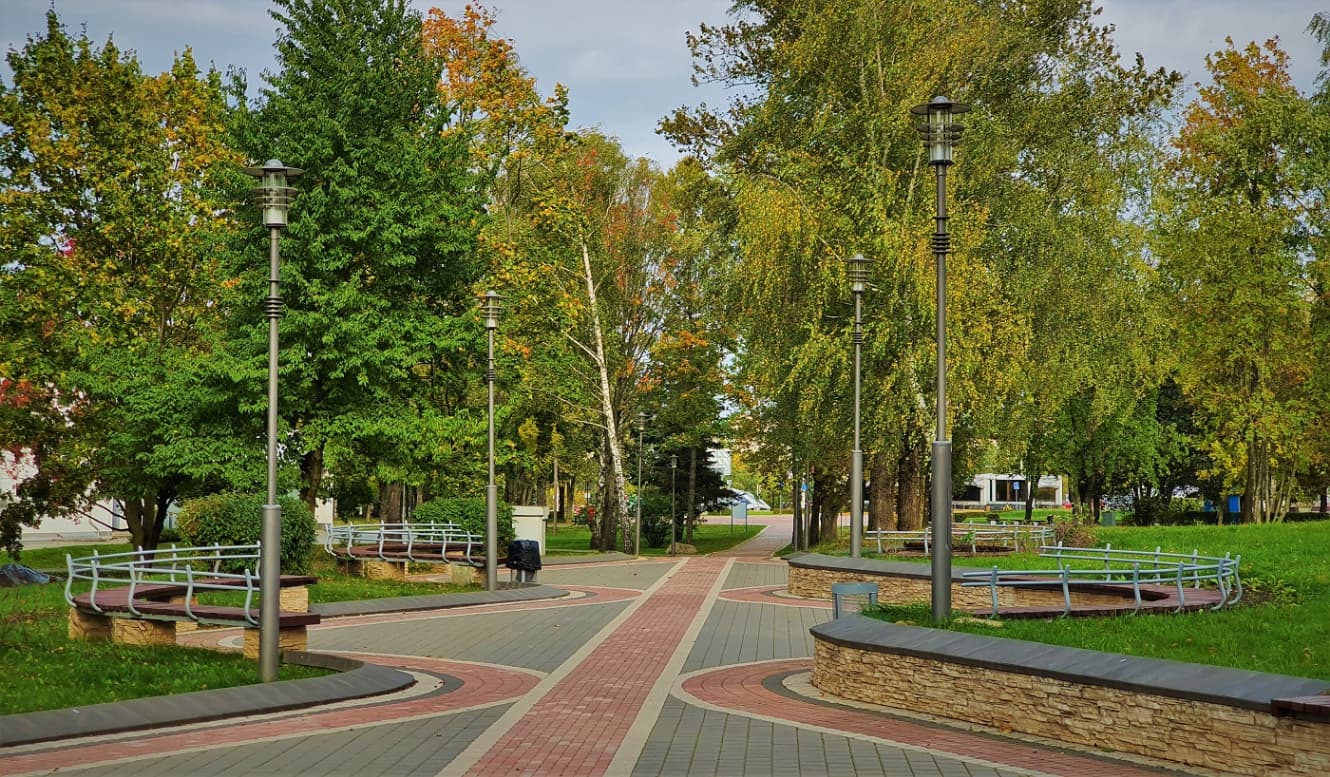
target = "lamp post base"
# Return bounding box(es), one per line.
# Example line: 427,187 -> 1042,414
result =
930,440 -> 952,622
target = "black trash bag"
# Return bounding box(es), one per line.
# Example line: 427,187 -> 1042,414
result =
504,540 -> 542,571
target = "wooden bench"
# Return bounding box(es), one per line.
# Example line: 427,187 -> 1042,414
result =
68,576 -> 320,658
1272,695 -> 1330,722
324,524 -> 502,583
66,545 -> 320,658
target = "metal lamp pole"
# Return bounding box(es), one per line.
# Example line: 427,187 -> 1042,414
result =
669,454 -> 678,555
635,412 -> 646,557
911,96 -> 969,622
847,254 -> 868,558
482,290 -> 503,591
243,159 -> 301,682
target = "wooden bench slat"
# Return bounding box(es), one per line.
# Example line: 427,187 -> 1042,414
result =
70,574 -> 320,628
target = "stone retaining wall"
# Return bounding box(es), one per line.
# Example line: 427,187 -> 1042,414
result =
812,616 -> 1330,776
786,553 -> 1132,609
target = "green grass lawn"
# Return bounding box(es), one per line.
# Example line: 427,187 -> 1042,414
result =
0,545 -> 480,716
855,520 -> 1330,681
544,519 -> 765,556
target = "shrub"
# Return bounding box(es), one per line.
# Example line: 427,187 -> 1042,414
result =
638,491 -> 674,548
1052,520 -> 1097,548
176,493 -> 318,574
413,497 -> 514,547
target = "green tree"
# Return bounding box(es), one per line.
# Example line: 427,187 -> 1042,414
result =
663,0 -> 1176,533
225,0 -> 487,518
1153,38 -> 1317,523
493,132 -> 676,552
0,12 -> 240,551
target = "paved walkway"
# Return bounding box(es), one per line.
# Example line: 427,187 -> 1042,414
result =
1,517 -> 1197,776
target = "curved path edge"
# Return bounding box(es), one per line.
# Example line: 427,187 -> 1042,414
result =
0,651 -> 412,748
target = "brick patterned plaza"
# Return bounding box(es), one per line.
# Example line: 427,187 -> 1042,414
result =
0,518 -> 1189,776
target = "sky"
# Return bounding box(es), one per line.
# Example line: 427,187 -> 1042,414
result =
0,0 -> 1326,165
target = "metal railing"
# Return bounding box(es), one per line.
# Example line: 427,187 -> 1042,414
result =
960,542 -> 1243,617
865,523 -> 1054,554
65,544 -> 266,625
323,521 -> 483,565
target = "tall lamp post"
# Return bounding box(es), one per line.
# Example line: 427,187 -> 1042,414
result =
244,159 -> 301,682
635,412 -> 646,556
669,454 -> 678,555
482,290 -> 504,591
911,96 -> 969,622
847,253 -> 869,558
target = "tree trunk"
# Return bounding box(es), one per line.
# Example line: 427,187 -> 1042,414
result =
150,488 -> 173,549
301,446 -> 324,514
815,469 -> 838,545
791,466 -> 802,550
868,453 -> 896,531
897,439 -> 924,531
579,240 -> 631,553
595,443 -> 614,551
685,448 -> 697,544
378,482 -> 404,525
1022,474 -> 1036,522
123,498 -> 147,549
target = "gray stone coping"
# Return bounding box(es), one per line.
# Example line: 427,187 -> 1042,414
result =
310,583 -> 568,617
0,651 -> 413,747
785,552 -> 976,580
812,614 -> 1330,711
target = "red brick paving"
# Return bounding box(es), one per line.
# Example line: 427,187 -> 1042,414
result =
0,654 -> 539,777
681,659 -> 1175,777
460,557 -> 729,777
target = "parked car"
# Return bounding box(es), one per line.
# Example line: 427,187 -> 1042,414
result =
713,488 -> 770,511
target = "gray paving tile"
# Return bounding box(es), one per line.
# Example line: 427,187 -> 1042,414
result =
311,600 -> 629,672
722,560 -> 788,590
56,708 -> 507,776
683,598 -> 829,672
628,695 -> 1039,777
536,560 -> 675,590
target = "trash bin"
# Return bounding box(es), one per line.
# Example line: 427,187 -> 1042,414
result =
830,581 -> 879,618
505,539 -> 542,583
1100,511 -> 1117,526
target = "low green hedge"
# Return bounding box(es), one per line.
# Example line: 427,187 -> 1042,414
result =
414,497 -> 515,548
176,493 -> 318,574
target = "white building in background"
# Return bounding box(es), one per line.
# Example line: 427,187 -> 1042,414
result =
958,473 -> 1065,508
4,450 -> 336,545
2,450 -> 123,543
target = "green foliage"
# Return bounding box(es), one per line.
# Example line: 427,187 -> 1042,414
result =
663,0 -> 1181,534
637,491 -> 675,548
0,10 -> 242,551
176,493 -> 317,574
1153,38 -> 1318,523
414,497 -> 514,548
225,0 -> 487,512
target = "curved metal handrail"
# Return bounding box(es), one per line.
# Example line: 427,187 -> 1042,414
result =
960,543 -> 1243,617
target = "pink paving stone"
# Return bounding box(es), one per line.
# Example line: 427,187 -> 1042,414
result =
461,557 -> 729,777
